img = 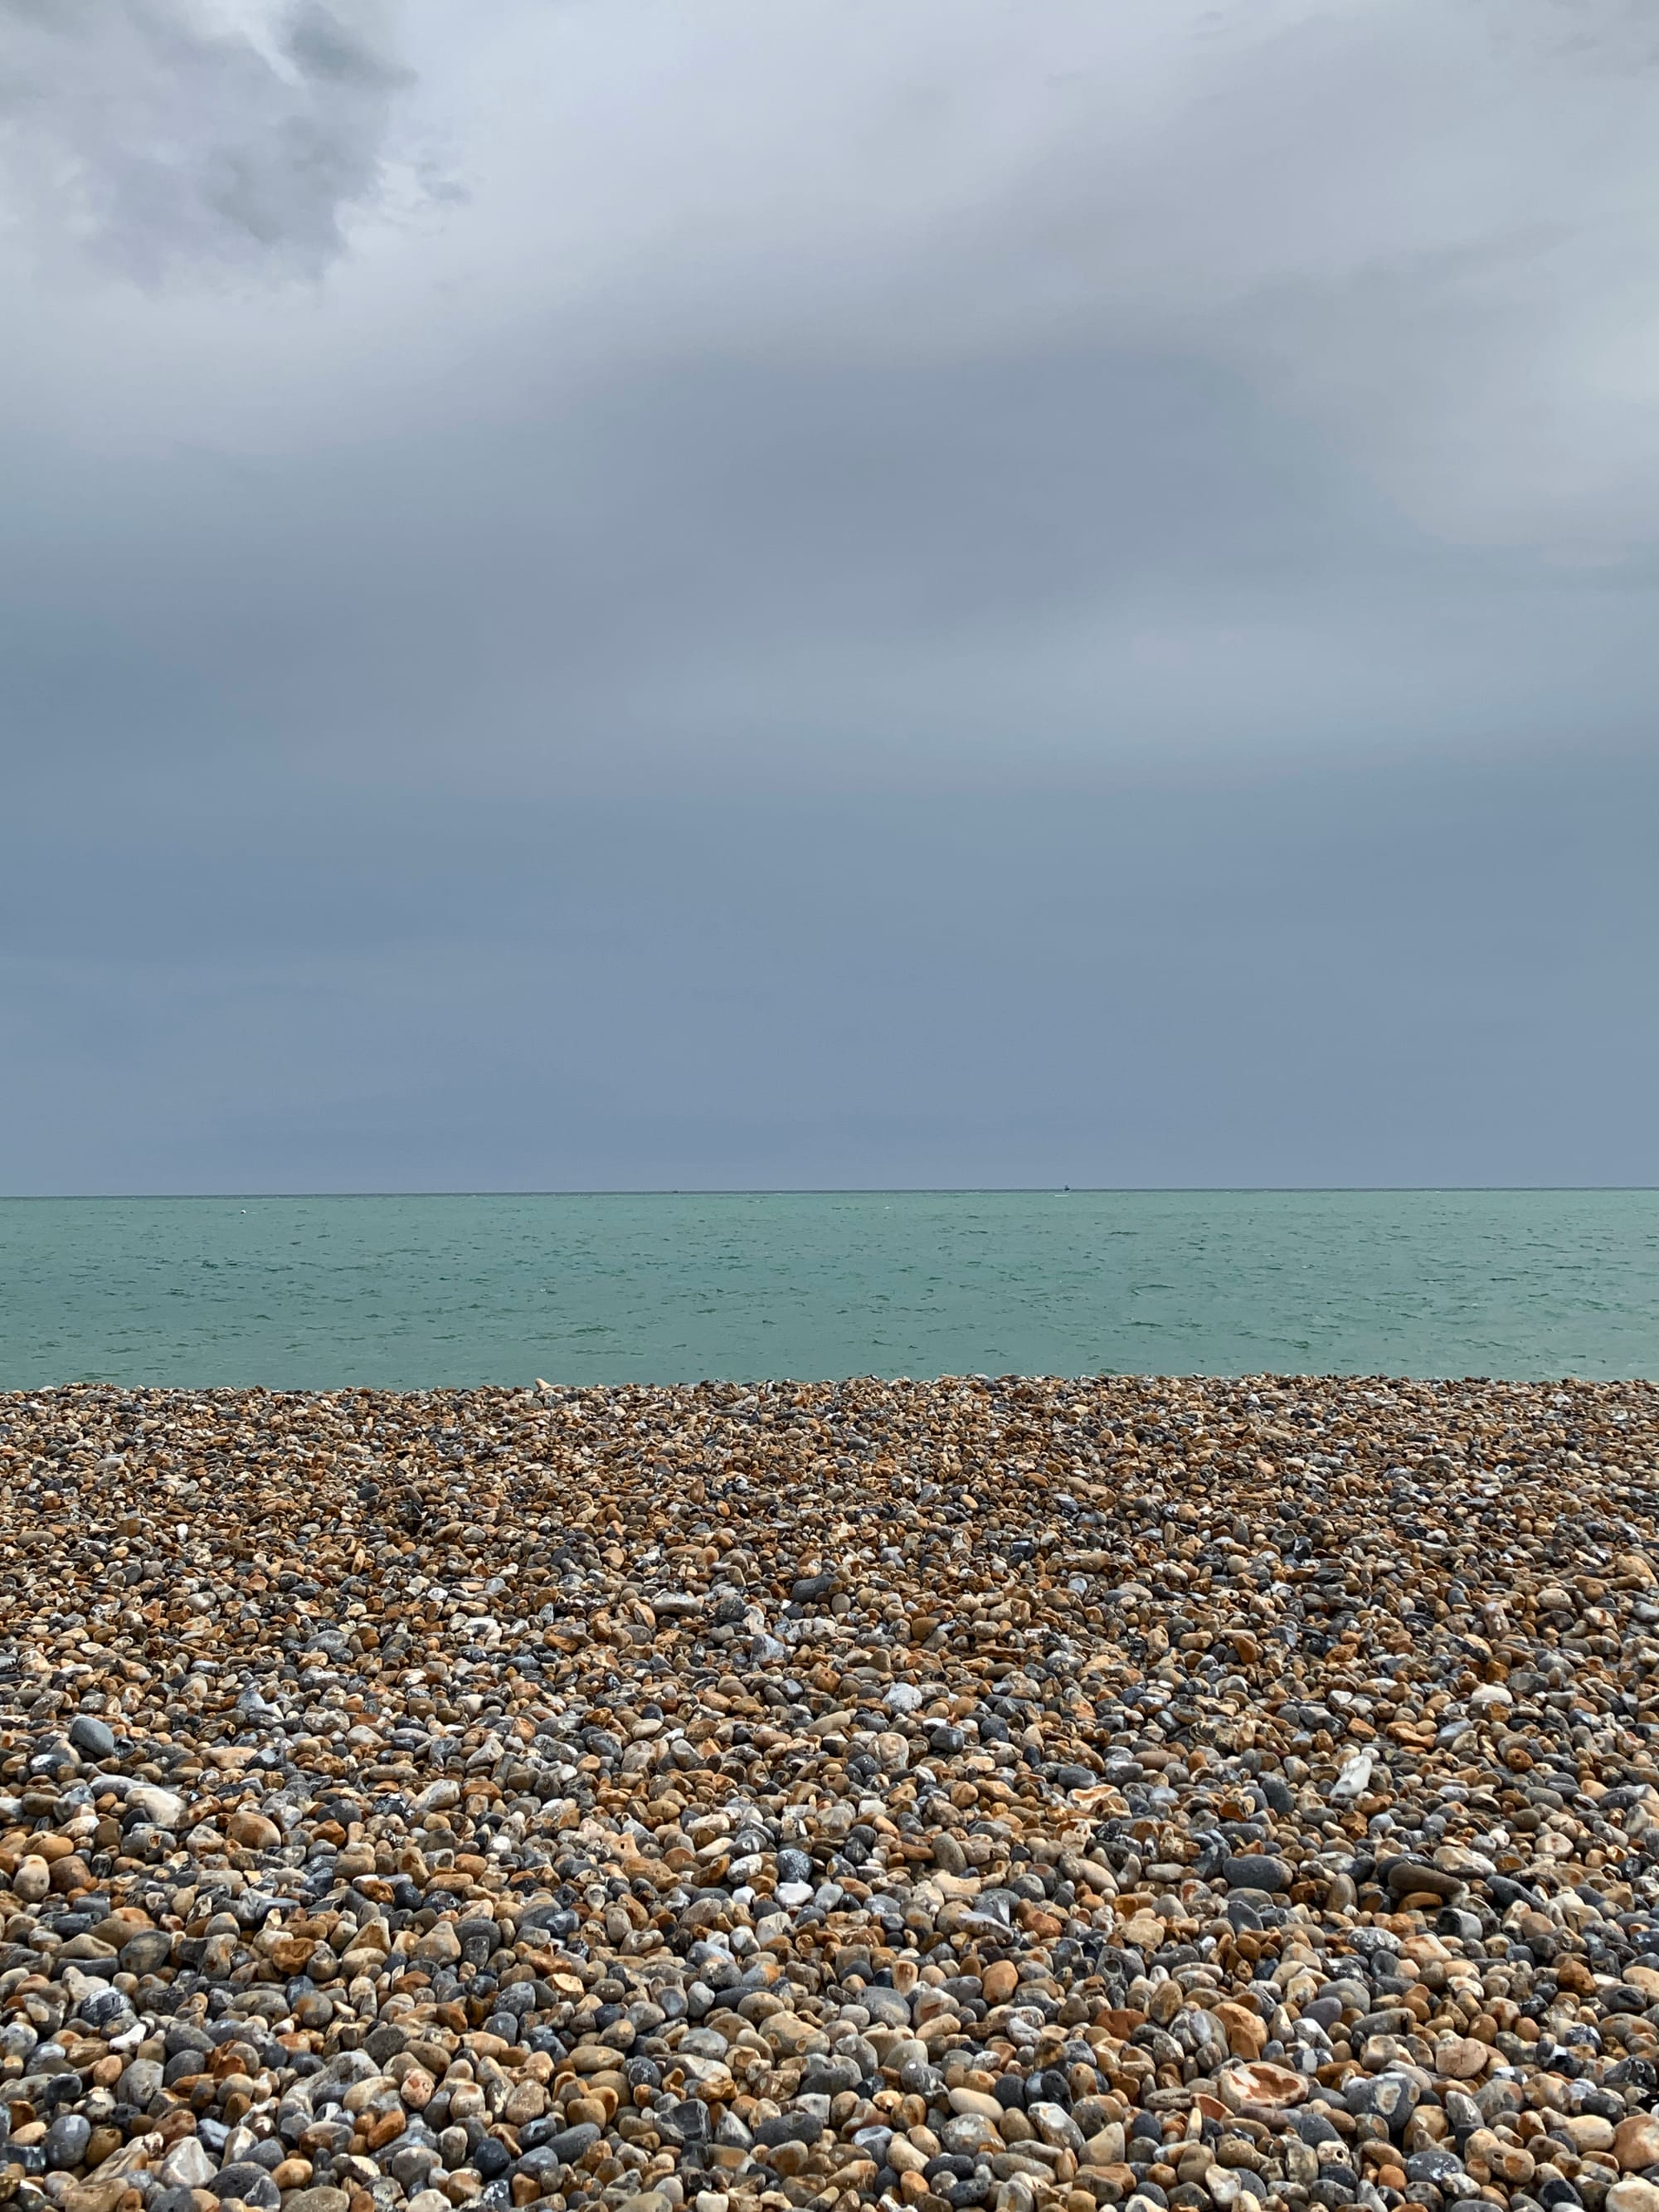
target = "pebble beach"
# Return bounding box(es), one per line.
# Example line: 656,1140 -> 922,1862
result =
6,1374 -> 1659,2212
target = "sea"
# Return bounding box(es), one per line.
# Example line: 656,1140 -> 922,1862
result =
1,1189 -> 1656,1390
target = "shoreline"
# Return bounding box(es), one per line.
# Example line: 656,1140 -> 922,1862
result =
5,1374 -> 1659,2212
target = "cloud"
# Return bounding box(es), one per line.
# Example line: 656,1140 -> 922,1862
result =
0,0 -> 425,281
1,0 -> 1657,798
0,0 -> 1656,1189
347,0 -> 1654,562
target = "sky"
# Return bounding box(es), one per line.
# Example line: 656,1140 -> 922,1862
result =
2,0 -> 1657,1192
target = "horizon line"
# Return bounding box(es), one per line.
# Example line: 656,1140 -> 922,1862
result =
2,1185 -> 1656,1201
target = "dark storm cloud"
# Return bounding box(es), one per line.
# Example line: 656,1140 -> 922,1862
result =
0,0 -> 418,280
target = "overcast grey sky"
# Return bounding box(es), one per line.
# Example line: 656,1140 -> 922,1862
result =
2,0 -> 1657,1191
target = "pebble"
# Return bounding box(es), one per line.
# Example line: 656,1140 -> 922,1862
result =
5,1373 -> 1659,2212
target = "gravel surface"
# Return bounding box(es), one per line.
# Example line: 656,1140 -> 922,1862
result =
7,1376 -> 1659,2212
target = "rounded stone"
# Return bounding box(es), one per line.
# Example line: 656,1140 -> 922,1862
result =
44,2114 -> 93,2171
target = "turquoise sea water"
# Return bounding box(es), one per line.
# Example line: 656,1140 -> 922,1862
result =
1,1191 -> 1656,1388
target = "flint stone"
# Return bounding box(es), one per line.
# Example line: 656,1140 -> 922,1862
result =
156,2138 -> 218,2191
67,1716 -> 117,1762
1223,1857 -> 1289,1893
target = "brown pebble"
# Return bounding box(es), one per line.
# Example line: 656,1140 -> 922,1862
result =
4,1373 -> 1659,2212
